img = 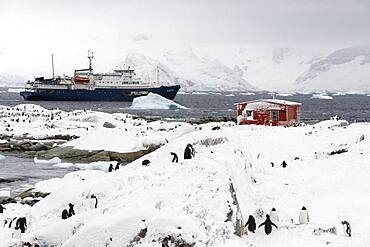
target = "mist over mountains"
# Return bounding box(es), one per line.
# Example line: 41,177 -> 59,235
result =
1,41 -> 369,92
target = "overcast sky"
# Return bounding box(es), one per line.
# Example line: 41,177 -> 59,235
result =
1,0 -> 369,77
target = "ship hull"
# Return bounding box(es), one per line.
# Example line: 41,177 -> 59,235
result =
20,85 -> 180,101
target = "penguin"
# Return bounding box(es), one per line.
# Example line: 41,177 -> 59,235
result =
299,206 -> 309,224
62,209 -> 69,219
108,164 -> 114,172
184,144 -> 193,160
341,221 -> 351,237
0,204 -> 5,213
91,194 -> 98,209
68,203 -> 75,217
114,163 -> 120,170
281,161 -> 288,168
15,217 -> 27,233
170,152 -> 178,163
258,214 -> 278,235
269,208 -> 279,225
142,159 -> 151,166
162,235 -> 174,247
244,215 -> 256,233
9,217 -> 17,228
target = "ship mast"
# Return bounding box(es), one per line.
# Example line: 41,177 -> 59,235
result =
88,50 -> 95,72
51,54 -> 55,79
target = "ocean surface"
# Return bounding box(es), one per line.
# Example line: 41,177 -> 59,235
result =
0,155 -> 78,199
0,88 -> 369,199
1,87 -> 370,123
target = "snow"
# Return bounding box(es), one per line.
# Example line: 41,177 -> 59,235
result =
276,93 -> 294,97
34,157 -> 62,165
1,105 -> 370,246
130,93 -> 187,110
311,94 -> 333,100
265,99 -> 301,106
62,119 -> 195,153
0,154 -> 5,160
244,102 -> 283,111
54,161 -> 117,172
0,190 -> 10,197
7,88 -> 23,93
240,92 -> 256,96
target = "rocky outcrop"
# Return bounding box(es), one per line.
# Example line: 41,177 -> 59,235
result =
36,145 -> 160,163
1,188 -> 50,206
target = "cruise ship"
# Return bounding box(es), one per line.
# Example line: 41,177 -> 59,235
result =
20,51 -> 180,101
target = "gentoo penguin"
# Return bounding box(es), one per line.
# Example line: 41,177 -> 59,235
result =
15,217 -> 27,233
184,144 -> 193,159
299,206 -> 309,224
170,152 -> 178,163
68,203 -> 75,217
244,215 -> 256,233
258,214 -> 278,235
90,194 -> 98,209
341,221 -> 351,237
269,208 -> 279,225
281,161 -> 288,168
114,163 -> 120,170
62,209 -> 69,219
108,164 -> 114,172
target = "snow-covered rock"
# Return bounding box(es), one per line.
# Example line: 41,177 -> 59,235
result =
1,107 -> 370,246
130,93 -> 187,110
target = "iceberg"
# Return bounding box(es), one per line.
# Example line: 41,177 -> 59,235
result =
130,93 -> 187,110
311,93 -> 333,100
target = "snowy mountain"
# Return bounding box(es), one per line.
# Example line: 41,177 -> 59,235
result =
115,42 -> 370,92
116,49 -> 255,91
295,46 -> 370,92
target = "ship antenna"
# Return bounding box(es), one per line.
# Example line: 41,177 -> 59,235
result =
51,54 -> 55,78
88,49 -> 95,72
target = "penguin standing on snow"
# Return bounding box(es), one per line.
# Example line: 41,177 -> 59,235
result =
108,164 -> 114,172
269,208 -> 279,225
184,144 -> 193,160
61,209 -> 69,219
258,214 -> 278,235
341,221 -> 351,237
281,161 -> 288,168
244,215 -> 256,233
170,152 -> 178,163
299,206 -> 309,224
91,194 -> 98,209
15,217 -> 27,233
0,204 -> 5,213
68,203 -> 75,217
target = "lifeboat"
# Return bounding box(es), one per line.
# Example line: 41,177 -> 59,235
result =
74,75 -> 90,84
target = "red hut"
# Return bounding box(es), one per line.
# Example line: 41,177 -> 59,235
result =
236,99 -> 301,126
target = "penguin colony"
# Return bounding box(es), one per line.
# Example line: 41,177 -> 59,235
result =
241,206 -> 351,237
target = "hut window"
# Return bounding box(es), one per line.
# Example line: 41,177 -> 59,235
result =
246,111 -> 253,120
271,111 -> 279,121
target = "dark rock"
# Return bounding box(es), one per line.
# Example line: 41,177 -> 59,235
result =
103,122 -> 116,128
